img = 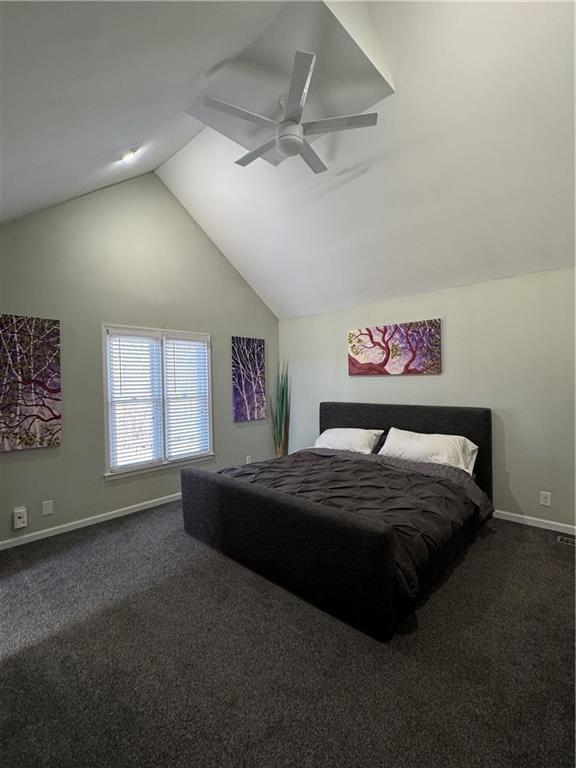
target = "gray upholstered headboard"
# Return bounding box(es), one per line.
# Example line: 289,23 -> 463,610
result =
319,402 -> 493,500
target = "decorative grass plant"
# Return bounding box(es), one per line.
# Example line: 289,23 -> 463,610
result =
271,362 -> 290,457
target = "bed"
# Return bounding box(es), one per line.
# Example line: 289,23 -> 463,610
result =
181,402 -> 493,641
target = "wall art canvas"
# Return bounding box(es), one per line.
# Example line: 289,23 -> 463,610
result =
348,318 -> 441,376
0,314 -> 62,452
232,336 -> 266,422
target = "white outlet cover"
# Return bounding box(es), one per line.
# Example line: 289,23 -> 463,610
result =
13,506 -> 28,529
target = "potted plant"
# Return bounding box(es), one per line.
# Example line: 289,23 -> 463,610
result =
271,362 -> 290,457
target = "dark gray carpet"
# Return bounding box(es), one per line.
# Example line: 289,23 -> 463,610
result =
0,503 -> 573,768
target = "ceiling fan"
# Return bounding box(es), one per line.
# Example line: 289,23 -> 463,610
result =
203,51 -> 378,174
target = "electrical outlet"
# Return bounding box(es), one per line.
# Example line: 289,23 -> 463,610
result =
539,491 -> 552,507
13,506 -> 28,530
42,499 -> 55,516
246,455 -> 253,464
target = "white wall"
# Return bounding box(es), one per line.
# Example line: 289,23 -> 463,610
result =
280,268 -> 574,527
0,174 -> 278,543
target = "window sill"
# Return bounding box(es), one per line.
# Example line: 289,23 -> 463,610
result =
104,453 -> 216,481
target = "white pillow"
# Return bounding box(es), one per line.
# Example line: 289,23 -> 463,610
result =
314,428 -> 383,454
378,427 -> 478,474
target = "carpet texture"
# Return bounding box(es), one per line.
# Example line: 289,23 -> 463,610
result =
0,503 -> 574,768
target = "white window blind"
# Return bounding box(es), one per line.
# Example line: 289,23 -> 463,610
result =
107,334 -> 163,470
104,326 -> 212,474
164,337 -> 211,461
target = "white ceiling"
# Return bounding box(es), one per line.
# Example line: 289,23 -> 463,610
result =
1,2 -> 573,321
186,2 -> 393,166
0,1 -> 283,222
158,1 -> 574,319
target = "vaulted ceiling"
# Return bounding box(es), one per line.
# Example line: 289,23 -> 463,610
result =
1,2 -> 573,319
158,1 -> 574,318
0,2 -> 282,222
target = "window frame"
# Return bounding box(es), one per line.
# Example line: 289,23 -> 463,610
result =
102,324 -> 214,479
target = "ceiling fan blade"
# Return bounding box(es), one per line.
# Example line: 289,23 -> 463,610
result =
299,141 -> 327,174
284,51 -> 316,122
203,95 -> 277,129
235,138 -> 277,167
303,113 -> 378,136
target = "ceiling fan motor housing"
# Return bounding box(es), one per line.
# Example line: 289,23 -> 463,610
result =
276,121 -> 304,157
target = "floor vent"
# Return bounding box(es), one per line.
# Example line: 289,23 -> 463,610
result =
557,535 -> 575,546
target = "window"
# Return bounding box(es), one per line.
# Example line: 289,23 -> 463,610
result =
103,325 -> 212,475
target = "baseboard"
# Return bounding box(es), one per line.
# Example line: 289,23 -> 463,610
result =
494,509 -> 575,535
0,493 -> 182,552
1,498 -> 572,552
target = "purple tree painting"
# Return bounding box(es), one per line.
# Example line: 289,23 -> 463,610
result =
348,318 -> 441,376
0,314 -> 62,451
232,336 -> 266,422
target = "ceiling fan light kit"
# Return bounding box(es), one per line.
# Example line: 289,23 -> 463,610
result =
202,50 -> 378,174
276,122 -> 304,157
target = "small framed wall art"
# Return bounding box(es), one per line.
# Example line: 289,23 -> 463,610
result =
348,318 -> 441,376
0,314 -> 62,451
232,336 -> 266,422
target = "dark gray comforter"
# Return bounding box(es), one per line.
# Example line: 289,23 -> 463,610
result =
219,449 -> 493,603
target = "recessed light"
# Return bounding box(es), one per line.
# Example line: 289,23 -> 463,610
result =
121,149 -> 137,164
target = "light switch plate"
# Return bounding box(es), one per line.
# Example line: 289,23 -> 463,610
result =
42,499 -> 55,516
539,491 -> 552,507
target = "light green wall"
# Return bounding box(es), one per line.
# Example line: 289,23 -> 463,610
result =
280,268 -> 575,526
0,174 -> 278,543
1,174 -> 572,539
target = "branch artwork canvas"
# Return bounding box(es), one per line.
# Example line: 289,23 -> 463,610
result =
232,336 -> 266,422
0,314 -> 62,451
348,319 -> 441,376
